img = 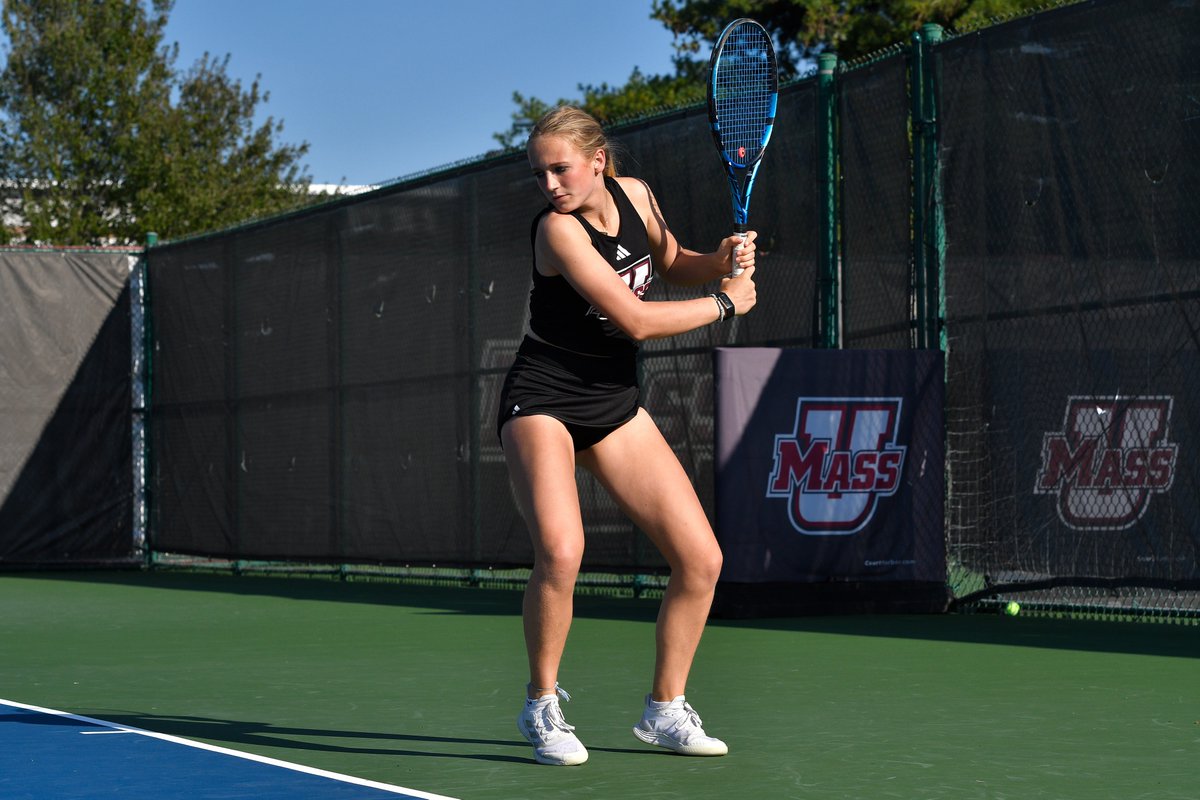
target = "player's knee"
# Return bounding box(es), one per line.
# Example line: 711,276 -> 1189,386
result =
678,544 -> 722,590
700,546 -> 723,586
534,539 -> 584,586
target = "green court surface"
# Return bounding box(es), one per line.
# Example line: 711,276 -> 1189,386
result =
1,571 -> 1195,799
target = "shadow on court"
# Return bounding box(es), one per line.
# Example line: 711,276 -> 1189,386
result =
721,610 -> 1200,659
70,710 -> 535,765
11,569 -> 1199,660
0,710 -> 94,726
66,709 -> 666,766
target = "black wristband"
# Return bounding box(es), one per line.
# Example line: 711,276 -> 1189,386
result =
713,292 -> 735,322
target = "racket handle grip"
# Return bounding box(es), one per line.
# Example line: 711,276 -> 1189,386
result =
731,229 -> 746,277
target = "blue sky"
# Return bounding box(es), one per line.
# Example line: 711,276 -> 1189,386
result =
165,0 -> 683,186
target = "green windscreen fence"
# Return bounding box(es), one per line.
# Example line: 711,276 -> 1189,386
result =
140,0 -> 1198,617
145,85 -> 819,573
937,0 -> 1200,611
839,50 -> 912,350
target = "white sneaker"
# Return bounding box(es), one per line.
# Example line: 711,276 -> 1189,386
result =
632,695 -> 728,756
517,684 -> 588,766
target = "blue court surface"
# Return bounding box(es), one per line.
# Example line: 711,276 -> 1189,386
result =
0,699 -> 458,800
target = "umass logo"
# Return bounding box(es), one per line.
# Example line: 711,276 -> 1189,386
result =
1035,396 -> 1177,530
767,398 -> 907,535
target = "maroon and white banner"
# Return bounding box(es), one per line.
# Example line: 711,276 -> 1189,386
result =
714,348 -> 945,584
978,347 -> 1196,582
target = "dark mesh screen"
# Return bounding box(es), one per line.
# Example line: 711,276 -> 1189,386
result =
144,0 -> 1200,616
840,52 -> 913,348
148,80 -> 818,570
939,0 -> 1200,592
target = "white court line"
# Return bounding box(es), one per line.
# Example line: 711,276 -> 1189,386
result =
1,698 -> 460,800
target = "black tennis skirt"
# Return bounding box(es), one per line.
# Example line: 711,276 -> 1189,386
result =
496,336 -> 640,451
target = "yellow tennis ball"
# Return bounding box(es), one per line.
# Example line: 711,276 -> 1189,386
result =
1004,601 -> 1021,616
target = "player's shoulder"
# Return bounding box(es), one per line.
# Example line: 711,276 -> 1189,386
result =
537,208 -> 584,238
614,176 -> 656,219
535,209 -> 590,255
615,175 -> 653,203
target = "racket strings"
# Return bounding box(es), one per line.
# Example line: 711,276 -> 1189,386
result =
712,25 -> 777,166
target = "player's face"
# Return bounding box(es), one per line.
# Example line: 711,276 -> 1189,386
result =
528,135 -> 604,214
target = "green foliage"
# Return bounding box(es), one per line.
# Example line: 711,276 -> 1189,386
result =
493,93 -> 562,152
0,0 -> 312,245
651,0 -> 1056,66
580,60 -> 707,126
494,0 -> 1053,149
493,59 -> 707,151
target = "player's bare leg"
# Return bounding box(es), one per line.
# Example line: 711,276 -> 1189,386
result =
503,414 -> 589,765
581,409 -> 728,755
502,414 -> 585,697
580,409 -> 723,700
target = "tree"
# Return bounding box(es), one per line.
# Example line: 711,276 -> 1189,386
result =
0,0 -> 312,245
495,0 -> 1051,147
493,60 -> 707,150
651,0 -> 1055,69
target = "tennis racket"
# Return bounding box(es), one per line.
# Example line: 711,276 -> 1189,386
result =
707,18 -> 779,276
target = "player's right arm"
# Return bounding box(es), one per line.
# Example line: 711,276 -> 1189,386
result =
535,212 -> 756,340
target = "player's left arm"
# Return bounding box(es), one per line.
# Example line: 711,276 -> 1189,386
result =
623,177 -> 755,287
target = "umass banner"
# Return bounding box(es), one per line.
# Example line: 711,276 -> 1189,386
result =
714,348 -> 945,587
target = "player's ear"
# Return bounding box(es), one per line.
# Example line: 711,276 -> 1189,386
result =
593,148 -> 606,175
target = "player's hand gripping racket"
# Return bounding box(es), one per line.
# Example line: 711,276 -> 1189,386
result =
707,18 -> 779,276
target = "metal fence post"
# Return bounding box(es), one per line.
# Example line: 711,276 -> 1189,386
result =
817,52 -> 841,349
912,24 -> 946,350
139,232 -> 156,563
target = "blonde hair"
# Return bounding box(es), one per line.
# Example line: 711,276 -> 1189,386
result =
528,106 -> 620,178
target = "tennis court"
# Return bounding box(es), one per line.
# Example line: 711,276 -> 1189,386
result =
1,571 -> 1195,799
0,698 -> 453,799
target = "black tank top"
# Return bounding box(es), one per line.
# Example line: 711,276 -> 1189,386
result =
527,177 -> 654,358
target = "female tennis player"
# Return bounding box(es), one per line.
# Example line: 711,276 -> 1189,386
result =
498,106 -> 758,766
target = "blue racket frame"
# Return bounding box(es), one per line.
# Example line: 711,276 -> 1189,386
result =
707,18 -> 779,239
